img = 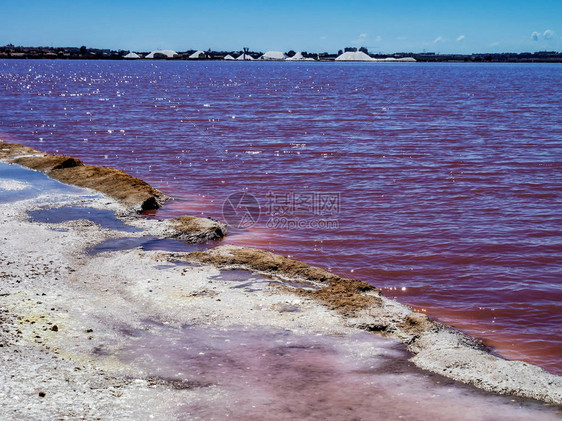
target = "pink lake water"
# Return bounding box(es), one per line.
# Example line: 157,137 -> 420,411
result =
0,59 -> 560,375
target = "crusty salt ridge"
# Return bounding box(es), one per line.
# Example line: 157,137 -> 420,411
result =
0,141 -> 166,212
0,142 -> 229,243
0,145 -> 561,417
168,215 -> 228,242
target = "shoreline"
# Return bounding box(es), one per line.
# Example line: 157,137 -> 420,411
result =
2,51 -> 562,63
1,140 -> 561,411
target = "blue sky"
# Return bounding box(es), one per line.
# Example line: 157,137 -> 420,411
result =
1,0 -> 560,53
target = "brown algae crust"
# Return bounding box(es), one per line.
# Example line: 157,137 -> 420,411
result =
169,215 -> 228,242
1,141 -> 165,211
10,154 -> 84,172
0,141 -> 43,159
49,165 -> 164,211
184,244 -> 383,315
186,244 -> 346,283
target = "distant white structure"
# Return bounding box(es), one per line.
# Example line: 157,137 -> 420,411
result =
236,53 -> 254,60
123,52 -> 140,59
372,57 -> 416,62
145,50 -> 178,59
259,51 -> 287,60
189,50 -> 207,59
335,51 -> 373,61
335,51 -> 416,62
286,52 -> 314,61
224,54 -> 235,60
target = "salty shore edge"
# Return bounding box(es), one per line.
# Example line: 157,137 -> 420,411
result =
1,139 -> 560,405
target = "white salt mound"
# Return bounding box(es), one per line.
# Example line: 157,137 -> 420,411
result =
145,50 -> 178,59
189,50 -> 206,59
236,53 -> 254,60
260,51 -> 287,60
286,52 -> 315,61
335,51 -> 373,61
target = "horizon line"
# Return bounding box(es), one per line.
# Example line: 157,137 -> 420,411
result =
2,44 -> 561,57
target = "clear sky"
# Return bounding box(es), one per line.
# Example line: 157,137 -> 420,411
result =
1,0 -> 560,54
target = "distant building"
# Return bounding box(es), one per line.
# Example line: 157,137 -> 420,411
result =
224,54 -> 235,60
124,52 -> 140,59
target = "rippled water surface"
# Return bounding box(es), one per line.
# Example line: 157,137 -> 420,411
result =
1,60 -> 560,374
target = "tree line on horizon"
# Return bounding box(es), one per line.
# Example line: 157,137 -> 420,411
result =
1,44 -> 561,62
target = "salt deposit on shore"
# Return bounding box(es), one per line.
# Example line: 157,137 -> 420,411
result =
0,141 -> 166,211
1,141 -> 561,419
334,51 -> 416,62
